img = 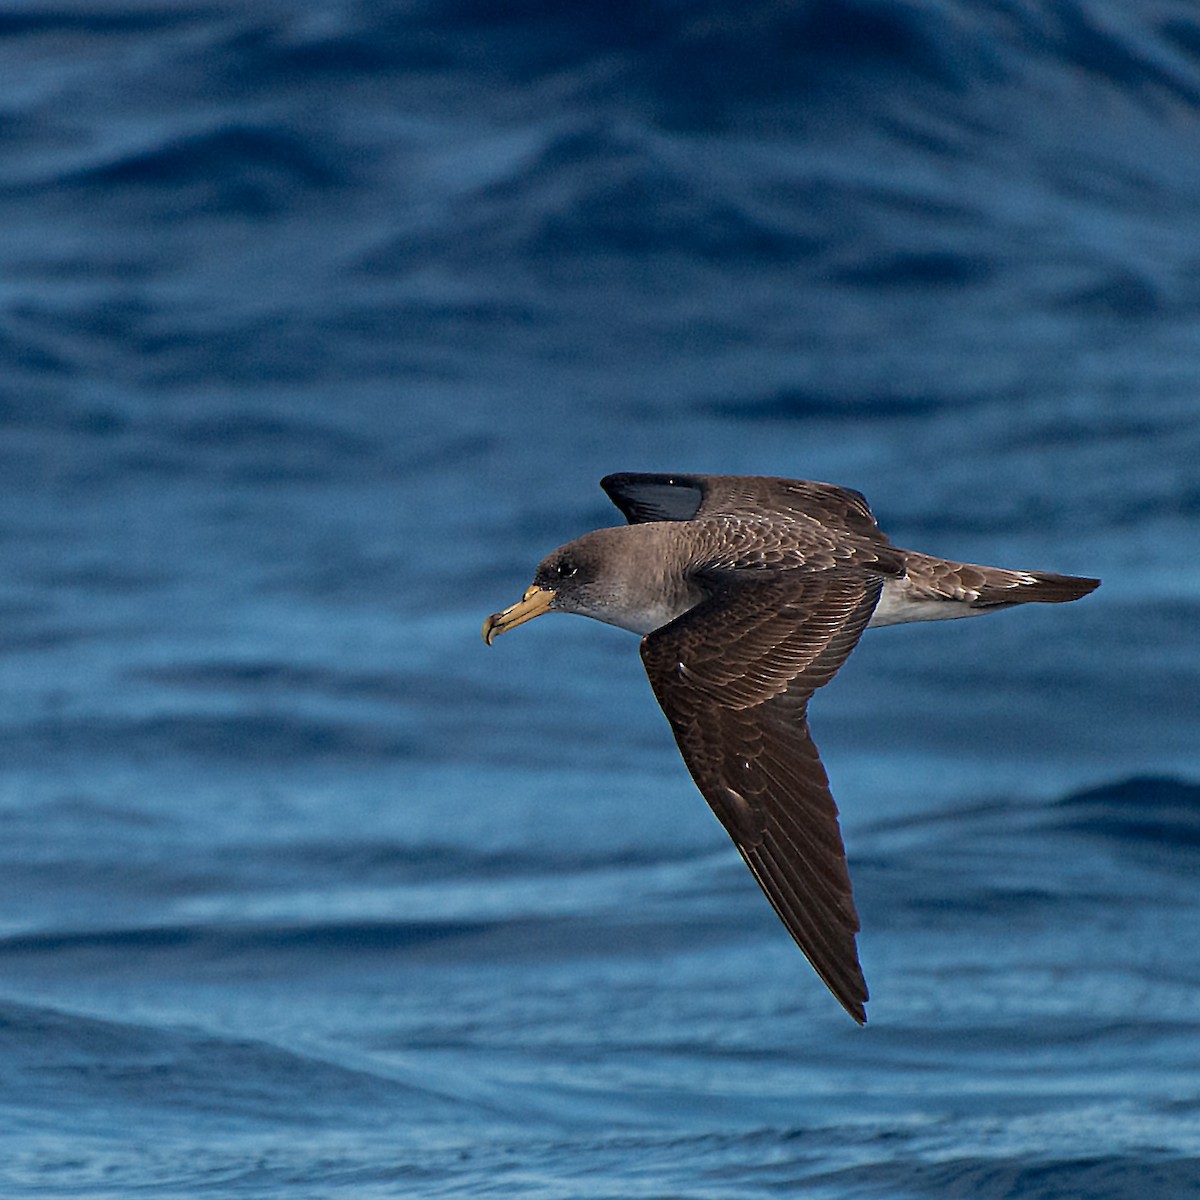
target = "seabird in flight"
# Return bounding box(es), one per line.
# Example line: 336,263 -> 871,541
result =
482,473 -> 1099,1022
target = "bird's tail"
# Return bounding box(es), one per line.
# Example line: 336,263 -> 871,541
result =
985,569 -> 1101,606
903,552 -> 1100,609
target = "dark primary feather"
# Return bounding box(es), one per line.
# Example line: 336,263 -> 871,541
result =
601,473 -> 707,523
639,571 -> 884,1023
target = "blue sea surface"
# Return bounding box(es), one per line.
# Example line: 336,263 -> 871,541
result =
3,1 -> 1200,1196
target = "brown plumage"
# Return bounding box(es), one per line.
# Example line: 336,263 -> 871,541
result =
483,473 -> 1100,1022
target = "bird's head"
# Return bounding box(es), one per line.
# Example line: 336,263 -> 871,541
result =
482,527 -> 663,643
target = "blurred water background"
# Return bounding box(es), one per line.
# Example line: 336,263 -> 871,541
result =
3,1 -> 1200,1196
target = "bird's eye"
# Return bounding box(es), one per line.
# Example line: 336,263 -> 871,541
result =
555,561 -> 578,579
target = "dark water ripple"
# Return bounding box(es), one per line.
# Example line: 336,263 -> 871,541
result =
0,997 -> 457,1128
1047,777 -> 1200,850
824,1155 -> 1200,1200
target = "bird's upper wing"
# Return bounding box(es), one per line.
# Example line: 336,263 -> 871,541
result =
601,472 -> 881,535
639,569 -> 882,1023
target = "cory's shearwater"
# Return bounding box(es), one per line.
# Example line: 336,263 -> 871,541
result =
482,473 -> 1099,1022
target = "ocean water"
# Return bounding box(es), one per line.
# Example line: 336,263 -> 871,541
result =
3,1 -> 1200,1196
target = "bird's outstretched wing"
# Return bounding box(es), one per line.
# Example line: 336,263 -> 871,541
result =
602,472 -> 880,536
639,569 -> 882,1023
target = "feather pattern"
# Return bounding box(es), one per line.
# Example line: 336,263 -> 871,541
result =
640,572 -> 883,1023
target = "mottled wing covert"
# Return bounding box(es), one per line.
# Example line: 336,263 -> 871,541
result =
601,472 -> 882,537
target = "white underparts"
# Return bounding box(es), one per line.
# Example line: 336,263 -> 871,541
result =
867,577 -> 992,627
